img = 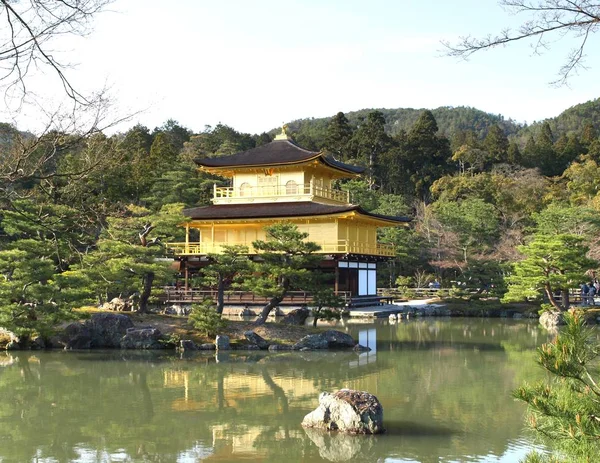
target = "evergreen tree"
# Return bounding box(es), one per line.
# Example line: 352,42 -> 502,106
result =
254,132 -> 272,147
483,125 -> 509,163
537,122 -> 560,176
202,245 -> 250,314
522,135 -> 538,168
515,311 -> 600,461
246,223 -> 322,325
324,111 -> 353,161
308,283 -> 344,327
143,163 -> 206,210
405,110 -> 453,198
79,204 -> 186,313
350,110 -> 391,188
503,234 -> 594,310
152,119 -> 192,152
149,132 -> 178,174
581,123 -> 598,147
507,141 -> 522,165
0,200 -> 95,342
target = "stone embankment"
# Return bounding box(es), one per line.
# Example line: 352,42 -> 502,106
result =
177,329 -> 368,353
61,313 -> 166,349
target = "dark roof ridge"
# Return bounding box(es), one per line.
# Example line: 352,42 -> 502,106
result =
183,201 -> 409,223
193,138 -> 364,174
273,138 -> 318,155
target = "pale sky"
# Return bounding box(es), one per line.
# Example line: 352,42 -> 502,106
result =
5,0 -> 600,134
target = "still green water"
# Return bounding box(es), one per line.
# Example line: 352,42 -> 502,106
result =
0,318 -> 555,463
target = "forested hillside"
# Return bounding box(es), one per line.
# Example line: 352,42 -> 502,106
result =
285,106 -> 523,151
285,98 -> 600,151
2,97 -> 600,340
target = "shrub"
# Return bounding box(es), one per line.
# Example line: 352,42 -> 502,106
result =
188,299 -> 227,337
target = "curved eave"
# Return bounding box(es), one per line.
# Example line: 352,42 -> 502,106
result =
183,210 -> 410,227
349,209 -> 411,226
196,152 -> 363,178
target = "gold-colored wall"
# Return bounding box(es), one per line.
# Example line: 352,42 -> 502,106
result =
231,166 -> 336,190
337,219 -> 378,247
192,219 -> 339,248
188,217 -> 382,255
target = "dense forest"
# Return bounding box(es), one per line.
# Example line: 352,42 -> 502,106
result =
2,97 -> 600,337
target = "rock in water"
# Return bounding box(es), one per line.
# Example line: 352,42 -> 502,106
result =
293,334 -> 329,350
88,313 -> 134,347
120,328 -> 163,349
321,330 -> 355,348
215,335 -> 230,350
179,340 -> 198,351
243,331 -> 270,349
302,389 -> 384,434
539,311 -> 566,330
293,330 -> 356,350
62,323 -> 93,349
303,427 -> 376,462
280,307 -> 310,325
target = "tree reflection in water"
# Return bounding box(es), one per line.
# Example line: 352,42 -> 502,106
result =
0,319 -> 556,462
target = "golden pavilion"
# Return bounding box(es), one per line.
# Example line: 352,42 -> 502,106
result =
168,128 -> 409,305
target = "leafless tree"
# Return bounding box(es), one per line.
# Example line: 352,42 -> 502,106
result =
443,1 -> 600,85
0,0 -> 111,104
0,88 -> 134,206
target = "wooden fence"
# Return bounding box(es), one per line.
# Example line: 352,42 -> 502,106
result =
160,288 -> 353,305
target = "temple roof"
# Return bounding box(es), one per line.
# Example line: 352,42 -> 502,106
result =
183,201 -> 410,224
195,139 -> 364,175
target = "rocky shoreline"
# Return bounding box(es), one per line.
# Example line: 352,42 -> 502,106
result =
1,312 -> 370,352
3,304 -> 599,351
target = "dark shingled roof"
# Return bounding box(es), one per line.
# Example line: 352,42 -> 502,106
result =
195,139 -> 364,175
183,201 -> 410,223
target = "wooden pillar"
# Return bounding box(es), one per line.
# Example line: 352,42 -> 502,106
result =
334,264 -> 339,294
185,223 -> 190,253
184,263 -> 189,291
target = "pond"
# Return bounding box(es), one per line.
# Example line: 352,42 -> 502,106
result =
0,318 -> 556,463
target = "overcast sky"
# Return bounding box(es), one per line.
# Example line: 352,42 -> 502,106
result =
6,0 -> 600,134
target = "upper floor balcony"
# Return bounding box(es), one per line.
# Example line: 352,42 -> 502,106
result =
212,182 -> 350,205
167,240 -> 396,257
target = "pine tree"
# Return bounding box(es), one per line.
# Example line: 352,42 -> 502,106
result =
514,311 -> 600,461
507,141 -> 522,165
406,110 -> 452,198
483,125 -> 509,163
202,245 -> 250,314
503,234 -> 595,310
350,111 -> 391,188
246,223 -> 322,325
324,112 -> 353,161
79,204 -> 186,313
537,122 -> 560,176
522,135 -> 538,167
581,123 -> 598,147
0,200 -> 95,342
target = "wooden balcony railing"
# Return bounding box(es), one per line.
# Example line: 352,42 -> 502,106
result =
213,183 -> 350,203
166,240 -> 396,257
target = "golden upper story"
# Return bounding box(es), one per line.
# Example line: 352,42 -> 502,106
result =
198,128 -> 361,206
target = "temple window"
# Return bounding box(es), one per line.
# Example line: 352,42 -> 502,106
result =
285,180 -> 298,195
239,182 -> 251,196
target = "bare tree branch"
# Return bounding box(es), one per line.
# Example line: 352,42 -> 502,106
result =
0,0 -> 111,105
442,0 -> 600,85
